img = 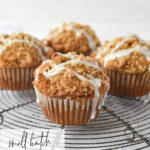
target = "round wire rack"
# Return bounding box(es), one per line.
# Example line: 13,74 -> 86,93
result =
0,89 -> 150,150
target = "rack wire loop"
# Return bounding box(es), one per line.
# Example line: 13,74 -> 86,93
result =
0,113 -> 3,126
124,127 -> 136,142
0,90 -> 150,149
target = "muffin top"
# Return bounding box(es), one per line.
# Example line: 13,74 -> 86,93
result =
94,34 -> 150,73
43,22 -> 101,55
0,32 -> 49,68
33,52 -> 109,101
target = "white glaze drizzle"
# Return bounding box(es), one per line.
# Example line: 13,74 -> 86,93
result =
95,35 -> 150,70
43,62 -> 101,120
43,59 -> 100,77
0,38 -> 46,60
0,37 -> 7,43
104,45 -> 150,67
55,52 -> 78,59
33,38 -> 50,54
110,37 -> 136,53
38,53 -> 109,119
34,86 -> 40,103
48,24 -> 97,51
96,36 -> 135,59
54,52 -> 101,70
72,72 -> 101,119
35,59 -> 52,81
44,46 -> 50,53
83,31 -> 97,51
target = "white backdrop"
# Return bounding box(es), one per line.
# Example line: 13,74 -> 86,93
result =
0,0 -> 150,42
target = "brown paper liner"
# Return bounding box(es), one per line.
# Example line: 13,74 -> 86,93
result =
0,67 -> 36,90
34,88 -> 107,126
107,70 -> 150,97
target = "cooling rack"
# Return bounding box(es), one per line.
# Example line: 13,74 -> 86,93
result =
0,89 -> 150,150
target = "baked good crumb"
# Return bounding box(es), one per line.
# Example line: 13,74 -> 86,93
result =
94,34 -> 150,73
33,52 -> 109,100
0,32 -> 50,68
43,22 -> 101,55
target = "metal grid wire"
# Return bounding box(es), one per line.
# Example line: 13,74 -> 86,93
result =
0,89 -> 150,150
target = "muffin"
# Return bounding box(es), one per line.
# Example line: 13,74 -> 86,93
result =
43,22 -> 101,56
92,34 -> 150,97
33,52 -> 109,126
0,32 -> 49,90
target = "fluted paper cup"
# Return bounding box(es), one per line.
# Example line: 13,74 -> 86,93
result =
107,70 -> 150,97
0,67 -> 36,90
34,87 -> 108,126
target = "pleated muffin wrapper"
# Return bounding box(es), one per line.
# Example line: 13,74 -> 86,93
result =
107,70 -> 150,97
0,67 -> 36,90
34,87 -> 108,126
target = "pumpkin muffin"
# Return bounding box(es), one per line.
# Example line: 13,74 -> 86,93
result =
0,32 -> 50,90
92,34 -> 150,97
33,52 -> 109,126
43,22 -> 100,56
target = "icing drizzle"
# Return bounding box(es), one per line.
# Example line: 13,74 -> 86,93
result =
96,35 -> 150,69
0,37 -> 47,60
49,23 -> 97,51
36,53 -> 109,119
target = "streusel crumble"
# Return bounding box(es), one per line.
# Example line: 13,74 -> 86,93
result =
0,32 -> 49,90
43,22 -> 100,56
0,32 -> 49,68
92,34 -> 150,97
33,52 -> 109,125
95,34 -> 150,73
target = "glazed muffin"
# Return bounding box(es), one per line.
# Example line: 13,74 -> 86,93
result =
0,32 -> 49,90
92,34 -> 150,97
43,22 -> 101,56
33,52 -> 109,126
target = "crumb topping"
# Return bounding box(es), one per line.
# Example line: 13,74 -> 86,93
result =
43,22 -> 101,55
95,34 -> 150,73
33,52 -> 109,100
0,32 -> 49,68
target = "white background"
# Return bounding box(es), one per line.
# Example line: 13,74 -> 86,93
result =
0,0 -> 150,42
